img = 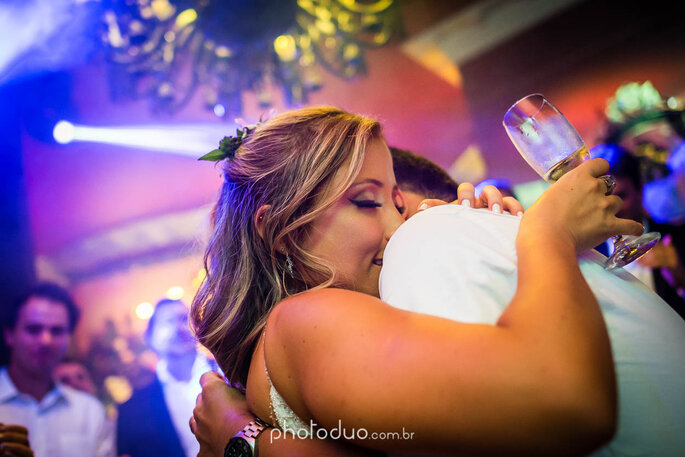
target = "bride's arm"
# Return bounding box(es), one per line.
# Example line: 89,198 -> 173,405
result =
265,159 -> 642,456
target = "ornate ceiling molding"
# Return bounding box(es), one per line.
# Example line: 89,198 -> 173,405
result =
38,206 -> 211,282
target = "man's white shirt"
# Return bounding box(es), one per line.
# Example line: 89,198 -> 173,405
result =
156,354 -> 211,457
380,205 -> 685,456
0,367 -> 114,457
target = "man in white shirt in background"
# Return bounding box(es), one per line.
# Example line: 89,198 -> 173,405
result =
117,298 -> 212,457
0,282 -> 114,457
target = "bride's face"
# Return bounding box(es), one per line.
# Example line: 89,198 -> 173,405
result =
302,138 -> 406,298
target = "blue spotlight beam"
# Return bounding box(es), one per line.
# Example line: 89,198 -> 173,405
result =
53,121 -> 238,156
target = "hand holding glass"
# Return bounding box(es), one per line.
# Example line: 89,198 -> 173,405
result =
503,94 -> 660,270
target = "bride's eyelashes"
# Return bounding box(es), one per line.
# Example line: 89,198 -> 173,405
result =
349,199 -> 382,208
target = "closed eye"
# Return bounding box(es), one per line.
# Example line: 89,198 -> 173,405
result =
349,199 -> 382,208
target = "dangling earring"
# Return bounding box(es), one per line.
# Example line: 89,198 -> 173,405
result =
285,253 -> 294,277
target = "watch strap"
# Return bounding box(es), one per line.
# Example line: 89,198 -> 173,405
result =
225,417 -> 270,457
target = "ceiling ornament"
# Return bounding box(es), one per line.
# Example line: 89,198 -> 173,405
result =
101,0 -> 402,118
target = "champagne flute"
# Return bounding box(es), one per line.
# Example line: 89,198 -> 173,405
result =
503,94 -> 661,270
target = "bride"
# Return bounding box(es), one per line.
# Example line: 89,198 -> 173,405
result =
190,106 -> 642,456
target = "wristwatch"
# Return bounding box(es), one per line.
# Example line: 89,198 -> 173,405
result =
224,417 -> 270,457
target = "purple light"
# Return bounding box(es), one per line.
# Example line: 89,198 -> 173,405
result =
643,174 -> 685,224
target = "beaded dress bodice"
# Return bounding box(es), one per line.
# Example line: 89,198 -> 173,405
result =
265,362 -> 311,437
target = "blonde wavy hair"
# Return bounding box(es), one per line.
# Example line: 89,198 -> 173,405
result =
191,106 -> 381,387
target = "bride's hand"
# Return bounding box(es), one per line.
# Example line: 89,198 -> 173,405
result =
460,182 -> 525,215
417,184 -> 525,215
523,158 -> 644,253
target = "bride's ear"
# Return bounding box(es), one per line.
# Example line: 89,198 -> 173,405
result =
255,204 -> 287,253
254,204 -> 271,241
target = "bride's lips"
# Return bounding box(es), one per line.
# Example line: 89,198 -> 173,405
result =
372,258 -> 383,266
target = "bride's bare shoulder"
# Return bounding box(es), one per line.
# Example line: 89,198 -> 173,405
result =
273,288 -> 382,317
266,288 -> 393,343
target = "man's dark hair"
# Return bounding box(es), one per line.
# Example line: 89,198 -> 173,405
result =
5,282 -> 80,332
390,147 -> 458,201
144,298 -> 186,343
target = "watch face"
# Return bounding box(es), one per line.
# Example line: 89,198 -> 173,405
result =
225,437 -> 252,457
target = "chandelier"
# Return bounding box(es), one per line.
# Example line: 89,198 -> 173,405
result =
101,0 -> 402,118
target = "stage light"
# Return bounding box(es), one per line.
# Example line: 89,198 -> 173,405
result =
53,120 -> 75,144
51,120 -> 237,156
135,302 -> 154,320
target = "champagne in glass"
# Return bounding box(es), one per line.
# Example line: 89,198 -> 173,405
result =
544,145 -> 591,183
503,94 -> 661,270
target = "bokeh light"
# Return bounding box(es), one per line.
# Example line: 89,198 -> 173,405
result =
135,301 -> 154,320
166,286 -> 184,300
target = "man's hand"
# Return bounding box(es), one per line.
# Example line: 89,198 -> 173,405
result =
0,424 -> 33,457
190,372 -> 256,457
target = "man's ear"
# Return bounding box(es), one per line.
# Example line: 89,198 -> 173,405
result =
254,204 -> 271,241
